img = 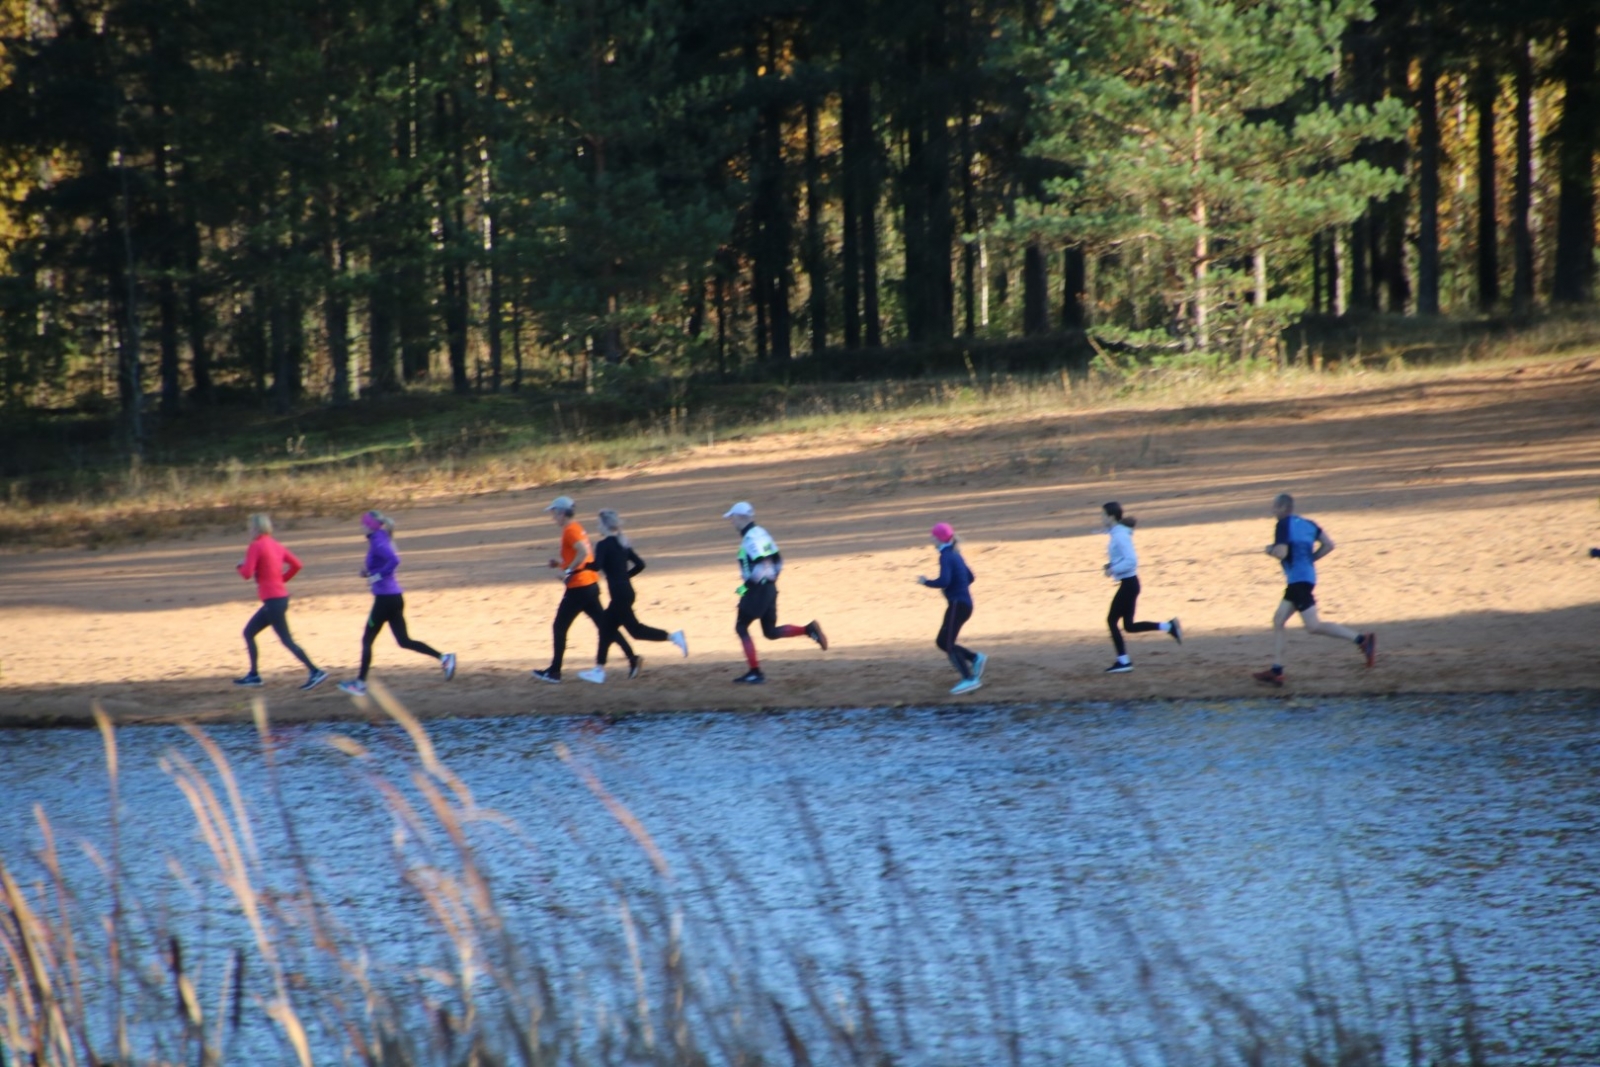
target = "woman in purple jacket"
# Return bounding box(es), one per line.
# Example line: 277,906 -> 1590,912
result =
337,511 -> 456,696
916,522 -> 986,695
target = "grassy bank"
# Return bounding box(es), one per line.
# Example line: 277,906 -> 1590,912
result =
4,313 -> 1597,549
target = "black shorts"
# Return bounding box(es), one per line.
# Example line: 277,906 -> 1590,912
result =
1282,582 -> 1317,613
736,580 -> 778,625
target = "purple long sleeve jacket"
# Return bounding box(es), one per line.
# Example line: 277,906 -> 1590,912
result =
363,529 -> 404,595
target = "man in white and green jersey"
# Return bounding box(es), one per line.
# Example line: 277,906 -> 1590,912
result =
723,501 -> 827,684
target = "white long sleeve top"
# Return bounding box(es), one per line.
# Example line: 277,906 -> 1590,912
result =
1106,523 -> 1138,580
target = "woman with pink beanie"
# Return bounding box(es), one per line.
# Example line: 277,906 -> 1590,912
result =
916,522 -> 986,695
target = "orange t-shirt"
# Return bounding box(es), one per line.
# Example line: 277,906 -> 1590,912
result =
560,521 -> 598,589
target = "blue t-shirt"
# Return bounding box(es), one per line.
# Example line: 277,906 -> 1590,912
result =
1274,515 -> 1322,585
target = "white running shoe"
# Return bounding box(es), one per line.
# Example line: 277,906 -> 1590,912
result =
441,652 -> 457,680
338,679 -> 367,697
972,652 -> 988,680
670,630 -> 689,657
950,677 -> 983,696
577,666 -> 606,684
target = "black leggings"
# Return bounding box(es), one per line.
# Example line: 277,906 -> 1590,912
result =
360,594 -> 442,681
734,581 -> 806,640
1108,576 -> 1162,655
936,600 -> 977,679
244,597 -> 316,673
549,583 -> 608,673
597,593 -> 665,665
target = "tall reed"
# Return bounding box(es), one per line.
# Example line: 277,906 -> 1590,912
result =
1,689 -> 1504,1066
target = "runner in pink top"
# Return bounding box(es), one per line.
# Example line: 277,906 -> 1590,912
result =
234,513 -> 327,690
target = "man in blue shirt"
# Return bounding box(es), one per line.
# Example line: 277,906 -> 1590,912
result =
1253,493 -> 1376,686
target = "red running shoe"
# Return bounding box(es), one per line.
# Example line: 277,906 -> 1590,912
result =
805,621 -> 828,651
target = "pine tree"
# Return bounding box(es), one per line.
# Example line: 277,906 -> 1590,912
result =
1019,0 -> 1410,353
498,0 -> 742,375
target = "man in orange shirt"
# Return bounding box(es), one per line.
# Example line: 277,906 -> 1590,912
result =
532,495 -> 621,683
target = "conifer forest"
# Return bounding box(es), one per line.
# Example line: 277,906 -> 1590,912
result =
0,0 -> 1595,425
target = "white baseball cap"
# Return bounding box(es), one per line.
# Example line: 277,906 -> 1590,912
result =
544,495 -> 576,512
722,501 -> 755,518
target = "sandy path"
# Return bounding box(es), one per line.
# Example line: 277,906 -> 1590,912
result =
3,356 -> 1599,726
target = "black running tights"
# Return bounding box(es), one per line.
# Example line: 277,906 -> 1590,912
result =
1108,576 -> 1161,655
597,594 -> 662,665
244,597 -> 316,673
936,600 -> 977,679
360,594 -> 442,680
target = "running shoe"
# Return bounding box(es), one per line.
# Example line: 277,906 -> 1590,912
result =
441,652 -> 457,680
301,668 -> 329,692
950,677 -> 983,696
733,669 -> 766,685
972,651 -> 988,680
577,667 -> 606,684
338,680 -> 368,697
1104,662 -> 1133,674
532,668 -> 561,684
628,655 -> 643,680
1358,632 -> 1377,668
670,630 -> 689,657
805,621 -> 828,651
1252,668 -> 1285,687
233,673 -> 263,688
1169,618 -> 1183,645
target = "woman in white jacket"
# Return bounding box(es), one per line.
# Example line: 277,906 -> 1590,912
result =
1101,502 -> 1181,673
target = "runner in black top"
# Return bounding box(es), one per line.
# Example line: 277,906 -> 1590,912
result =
576,509 -> 688,684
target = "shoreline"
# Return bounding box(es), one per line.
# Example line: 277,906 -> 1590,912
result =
6,353 -> 1600,729
5,683 -> 1597,731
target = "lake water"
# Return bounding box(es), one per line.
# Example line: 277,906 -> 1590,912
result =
3,692 -> 1598,1065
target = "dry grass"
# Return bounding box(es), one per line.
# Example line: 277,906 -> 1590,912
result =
4,316 -> 1598,550
0,690 -> 1502,1066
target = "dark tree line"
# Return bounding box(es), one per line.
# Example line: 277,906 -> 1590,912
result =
0,0 -> 1596,431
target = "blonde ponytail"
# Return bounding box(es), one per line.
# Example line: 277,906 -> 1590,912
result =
598,508 -> 630,549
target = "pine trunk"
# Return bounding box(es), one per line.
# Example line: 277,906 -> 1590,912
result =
158,265 -> 180,415
327,251 -> 351,406
841,81 -> 862,350
764,97 -> 791,361
804,93 -> 827,354
1416,43 -> 1441,315
1379,21 -> 1411,313
156,144 -> 180,415
270,299 -> 292,415
369,284 -> 399,394
902,118 -> 929,343
1553,13 -> 1597,304
857,83 -> 882,349
183,215 -> 212,404
439,90 -> 471,391
961,96 -> 978,337
1023,243 -> 1048,335
1513,34 -> 1536,313
1474,59 -> 1500,311
924,38 -> 954,344
1346,18 -> 1379,312
1061,247 -> 1086,329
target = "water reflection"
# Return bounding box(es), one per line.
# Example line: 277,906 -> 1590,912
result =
2,692 -> 1597,1064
